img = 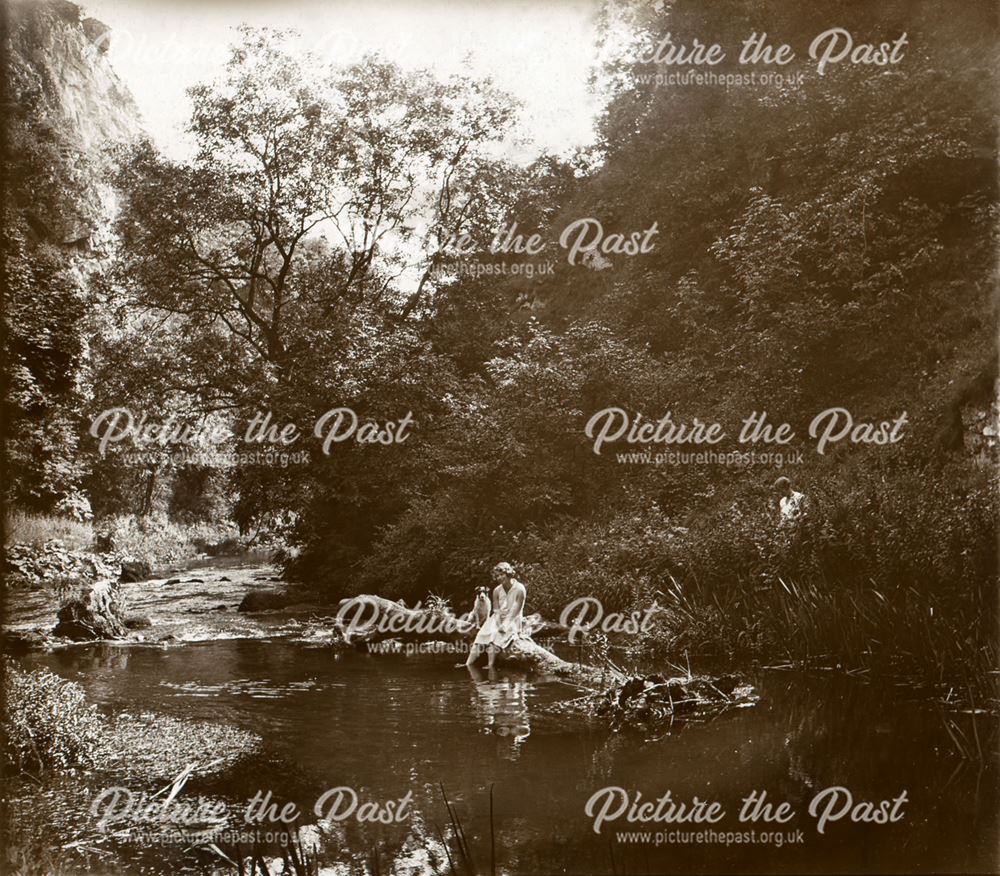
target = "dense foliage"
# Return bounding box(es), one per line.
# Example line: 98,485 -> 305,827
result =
4,0 -> 997,687
2,660 -> 105,770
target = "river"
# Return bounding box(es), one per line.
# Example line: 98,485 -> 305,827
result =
5,561 -> 998,874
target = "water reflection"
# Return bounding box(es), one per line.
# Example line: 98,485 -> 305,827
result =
10,642 -> 999,875
466,664 -> 532,755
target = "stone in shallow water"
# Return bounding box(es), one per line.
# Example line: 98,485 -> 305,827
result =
238,589 -> 291,613
119,559 -> 153,583
53,580 -> 127,640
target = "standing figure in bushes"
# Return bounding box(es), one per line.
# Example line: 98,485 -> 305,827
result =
774,476 -> 807,524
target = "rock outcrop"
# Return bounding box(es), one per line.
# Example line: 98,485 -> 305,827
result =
4,542 -> 151,588
6,0 -> 143,251
4,0 -> 144,512
52,579 -> 128,640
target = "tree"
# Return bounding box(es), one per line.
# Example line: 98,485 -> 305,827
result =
111,28 -> 520,386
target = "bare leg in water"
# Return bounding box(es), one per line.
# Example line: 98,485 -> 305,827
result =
464,643 -> 483,668
486,644 -> 497,670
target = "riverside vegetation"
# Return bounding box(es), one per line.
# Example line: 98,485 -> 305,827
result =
3,2 -> 997,874
1,658 -> 323,875
3,0 -> 997,706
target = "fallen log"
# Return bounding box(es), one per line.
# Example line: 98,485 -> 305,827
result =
334,594 -> 620,684
545,671 -> 759,736
331,595 -> 760,729
335,595 -> 476,644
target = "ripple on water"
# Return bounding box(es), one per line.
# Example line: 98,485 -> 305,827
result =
159,677 -> 344,699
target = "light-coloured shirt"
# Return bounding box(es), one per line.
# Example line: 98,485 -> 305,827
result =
780,490 -> 806,521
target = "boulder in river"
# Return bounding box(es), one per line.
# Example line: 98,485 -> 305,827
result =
53,579 -> 128,640
123,614 -> 153,630
238,588 -> 291,612
119,559 -> 153,583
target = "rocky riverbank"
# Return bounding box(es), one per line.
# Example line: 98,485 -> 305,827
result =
2,557 -> 342,651
4,541 -> 148,589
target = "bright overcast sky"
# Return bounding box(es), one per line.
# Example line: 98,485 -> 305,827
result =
81,0 -> 605,162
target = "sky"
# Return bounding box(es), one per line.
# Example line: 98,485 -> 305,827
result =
80,0 -> 607,162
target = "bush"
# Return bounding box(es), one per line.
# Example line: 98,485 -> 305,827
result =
641,459 -> 999,692
53,492 -> 93,522
2,660 -> 105,771
93,513 -> 242,565
2,661 -> 264,778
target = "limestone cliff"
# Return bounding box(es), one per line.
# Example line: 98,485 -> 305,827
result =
3,0 -> 144,510
5,0 -> 143,251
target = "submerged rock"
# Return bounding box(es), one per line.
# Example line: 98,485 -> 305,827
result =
238,588 -> 290,612
53,579 -> 127,640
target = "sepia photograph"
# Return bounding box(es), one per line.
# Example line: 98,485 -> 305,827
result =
1,0 -> 998,873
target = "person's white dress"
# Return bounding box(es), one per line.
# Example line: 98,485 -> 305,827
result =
473,581 -> 526,650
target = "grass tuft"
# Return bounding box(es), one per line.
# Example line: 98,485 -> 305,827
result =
4,510 -> 94,550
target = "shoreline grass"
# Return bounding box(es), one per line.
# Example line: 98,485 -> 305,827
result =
1,660 -> 264,777
4,508 -> 250,573
4,510 -> 95,551
651,571 -> 998,704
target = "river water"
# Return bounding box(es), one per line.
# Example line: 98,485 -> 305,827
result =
5,563 -> 999,874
